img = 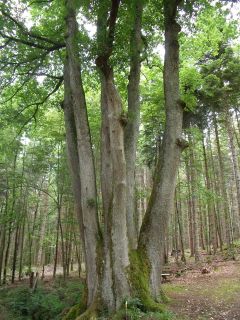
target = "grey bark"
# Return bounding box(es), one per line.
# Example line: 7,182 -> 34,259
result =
225,111 -> 240,220
64,0 -> 100,306
188,135 -> 200,262
96,0 -> 130,309
202,135 -> 217,253
124,0 -> 143,250
213,113 -> 232,247
139,0 -> 184,299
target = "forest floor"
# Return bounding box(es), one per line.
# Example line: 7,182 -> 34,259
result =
1,252 -> 240,319
164,257 -> 240,320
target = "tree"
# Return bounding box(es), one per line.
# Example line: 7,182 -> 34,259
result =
1,0 -> 240,318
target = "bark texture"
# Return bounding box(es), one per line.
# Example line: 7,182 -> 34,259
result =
139,0 -> 183,299
124,0 -> 143,250
64,0 -> 100,306
96,0 -> 130,310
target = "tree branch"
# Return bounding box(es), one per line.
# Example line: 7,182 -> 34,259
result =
1,9 -> 64,47
0,31 -> 65,51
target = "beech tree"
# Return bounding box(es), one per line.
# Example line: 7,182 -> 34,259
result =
0,0 -> 239,319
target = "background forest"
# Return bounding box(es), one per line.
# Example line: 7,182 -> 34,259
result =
0,0 -> 240,319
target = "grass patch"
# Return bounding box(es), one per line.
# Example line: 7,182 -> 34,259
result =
163,283 -> 186,295
209,278 -> 240,302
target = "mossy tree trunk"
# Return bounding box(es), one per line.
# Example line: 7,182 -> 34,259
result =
138,0 -> 184,300
64,0 -> 185,317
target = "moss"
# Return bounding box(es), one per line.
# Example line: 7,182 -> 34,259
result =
128,250 -> 166,313
63,304 -> 83,320
75,294 -> 103,320
163,283 -> 186,295
87,198 -> 97,208
63,286 -> 87,320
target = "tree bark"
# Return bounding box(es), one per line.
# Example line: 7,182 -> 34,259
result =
64,0 -> 101,306
225,110 -> 240,221
213,113 -> 232,247
124,0 -> 143,250
96,0 -> 130,309
202,135 -> 217,253
188,135 -> 200,262
139,0 -> 183,299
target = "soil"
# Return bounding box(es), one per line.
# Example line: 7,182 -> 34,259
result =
163,259 -> 240,320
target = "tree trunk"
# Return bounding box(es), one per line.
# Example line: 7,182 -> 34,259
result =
65,0 -> 101,306
213,113 -> 232,247
176,180 -> 186,263
96,0 -> 132,310
188,136 -> 200,262
124,0 -> 143,250
139,0 -> 184,299
185,157 -> 194,256
225,110 -> 240,220
202,136 -> 217,253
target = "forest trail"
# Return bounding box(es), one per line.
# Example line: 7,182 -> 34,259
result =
164,260 -> 240,320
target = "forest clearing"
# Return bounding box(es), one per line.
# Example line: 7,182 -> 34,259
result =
0,0 -> 240,319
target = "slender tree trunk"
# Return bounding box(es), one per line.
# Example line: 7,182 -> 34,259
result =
0,188 -> 8,285
37,190 -> 48,267
18,214 -> 26,280
225,110 -> 240,220
176,180 -> 186,263
53,211 -> 60,278
185,158 -> 194,256
124,0 -> 143,250
202,136 -> 217,253
11,222 -> 20,283
213,113 -> 232,247
65,0 -> 101,306
188,137 -> 200,262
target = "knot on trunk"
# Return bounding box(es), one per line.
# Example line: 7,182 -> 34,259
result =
119,112 -> 128,127
176,138 -> 189,150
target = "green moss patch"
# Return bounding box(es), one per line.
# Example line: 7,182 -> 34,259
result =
128,250 -> 166,313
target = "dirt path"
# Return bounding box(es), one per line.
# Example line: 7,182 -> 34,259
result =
163,260 -> 240,320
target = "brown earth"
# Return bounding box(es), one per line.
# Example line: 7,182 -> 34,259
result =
163,259 -> 240,320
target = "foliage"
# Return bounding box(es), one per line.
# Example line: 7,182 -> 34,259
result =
0,279 -> 84,320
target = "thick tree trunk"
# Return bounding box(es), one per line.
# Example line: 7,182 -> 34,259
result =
139,0 -> 183,299
96,0 -> 131,310
101,73 -> 130,308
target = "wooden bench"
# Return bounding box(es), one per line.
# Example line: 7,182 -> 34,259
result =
161,273 -> 171,282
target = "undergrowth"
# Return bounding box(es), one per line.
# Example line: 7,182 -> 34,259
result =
0,278 -> 176,320
0,278 -> 84,320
